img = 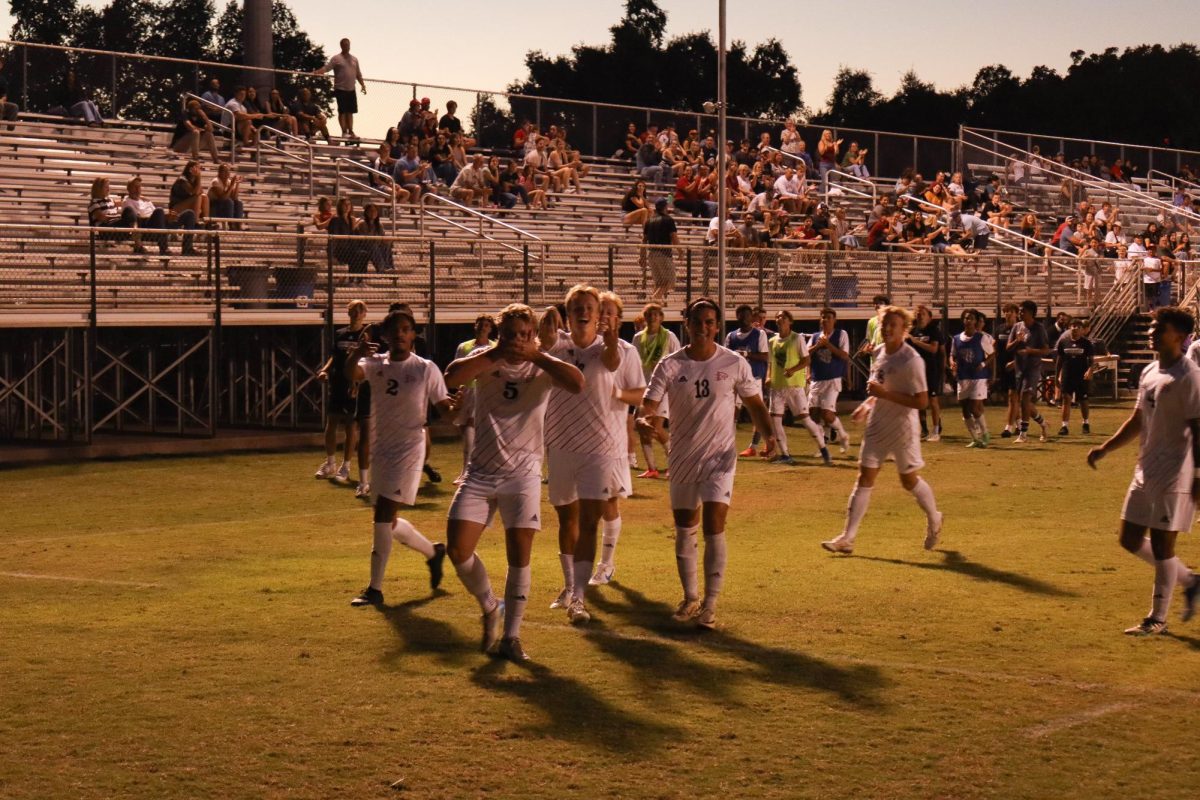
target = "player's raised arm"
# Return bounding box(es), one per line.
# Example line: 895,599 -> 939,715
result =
530,346 -> 584,393
343,337 -> 377,383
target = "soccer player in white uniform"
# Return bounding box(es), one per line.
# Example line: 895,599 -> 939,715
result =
451,314 -> 495,485
808,307 -> 852,453
822,305 -> 944,555
1087,306 -> 1200,635
768,309 -> 831,466
640,298 -> 775,629
443,304 -> 584,661
344,309 -> 456,608
633,302 -> 680,478
949,309 -> 995,448
590,291 -> 647,587
538,284 -> 626,624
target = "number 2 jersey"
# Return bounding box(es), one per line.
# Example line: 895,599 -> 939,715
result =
358,352 -> 450,471
469,358 -> 555,479
645,346 -> 760,484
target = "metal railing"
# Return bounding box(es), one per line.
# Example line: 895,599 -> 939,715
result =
1145,168 -> 1200,201
823,169 -> 878,204
334,158 -> 398,234
962,125 -> 1200,178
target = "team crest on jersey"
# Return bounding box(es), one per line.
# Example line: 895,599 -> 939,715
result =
677,375 -> 689,382
716,371 -> 728,380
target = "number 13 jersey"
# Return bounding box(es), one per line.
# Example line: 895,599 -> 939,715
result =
645,345 -> 759,484
469,359 -> 555,479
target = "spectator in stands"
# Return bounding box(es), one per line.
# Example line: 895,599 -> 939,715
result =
399,99 -> 424,140
0,55 -> 18,124
314,38 -> 366,140
120,176 -> 169,255
840,142 -> 869,178
291,87 -> 331,142
419,98 -> 438,141
732,163 -> 756,209
518,164 -> 548,210
383,127 -> 403,158
732,140 -> 755,168
450,154 -> 489,206
616,122 -> 640,159
643,198 -> 679,301
208,163 -> 245,229
1019,212 -> 1041,251
171,98 -> 222,163
201,78 -> 225,108
392,143 -> 429,204
449,132 -> 468,171
867,210 -> 898,251
356,202 -> 393,273
88,177 -> 134,237
957,210 -> 990,251
773,166 -> 806,214
309,196 -> 334,231
265,89 -> 298,137
512,120 -> 534,155
622,179 -> 653,228
428,133 -> 458,185
494,158 -> 526,209
548,139 -> 582,193
947,171 -> 966,199
780,119 -> 803,158
1103,221 -> 1126,257
168,162 -> 204,256
437,100 -> 474,148
817,130 -> 841,188
635,137 -> 665,190
328,196 -> 366,281
1141,244 -> 1164,310
222,86 -> 260,146
54,69 -> 103,126
834,206 -> 862,250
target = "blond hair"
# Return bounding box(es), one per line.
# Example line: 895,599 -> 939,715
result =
564,283 -> 601,310
346,299 -> 367,316
498,302 -> 535,327
881,305 -> 914,328
641,302 -> 664,317
599,290 -> 624,318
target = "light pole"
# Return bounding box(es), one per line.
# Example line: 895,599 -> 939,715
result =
704,1 -> 728,337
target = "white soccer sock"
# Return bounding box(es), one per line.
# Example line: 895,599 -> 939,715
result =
559,552 -> 575,591
909,477 -> 940,524
975,413 -> 988,438
341,457 -> 354,470
1132,539 -> 1193,585
801,415 -> 826,448
503,565 -> 531,638
600,517 -> 621,567
392,518 -> 436,559
675,525 -> 700,601
831,417 -> 849,444
703,532 -> 727,608
962,414 -> 979,440
454,554 -> 497,613
842,484 -> 873,542
572,558 -> 593,601
324,454 -> 336,467
640,442 -> 657,472
359,466 -> 370,485
370,522 -> 394,590
771,415 -> 789,456
1152,558 -> 1179,621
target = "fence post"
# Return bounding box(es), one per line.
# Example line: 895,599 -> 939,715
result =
110,53 -> 118,118
522,245 -> 530,305
885,251 -> 893,297
685,248 -> 693,306
823,249 -> 832,308
607,245 -> 614,291
535,99 -> 541,134
428,241 -> 437,357
756,252 -> 764,310
1045,256 -> 1053,318
994,257 -> 1002,324
211,232 -> 222,436
873,132 -> 879,177
86,229 -> 97,443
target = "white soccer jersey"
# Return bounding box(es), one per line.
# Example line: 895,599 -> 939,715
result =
358,353 -> 449,465
614,338 -> 646,408
1133,357 -> 1200,496
544,334 -> 625,458
469,359 -> 555,478
864,343 -> 927,443
645,346 -> 759,484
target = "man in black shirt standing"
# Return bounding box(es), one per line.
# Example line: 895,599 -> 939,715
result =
908,304 -> 944,441
642,198 -> 679,302
0,55 -> 18,123
1057,317 -> 1095,436
316,299 -> 371,494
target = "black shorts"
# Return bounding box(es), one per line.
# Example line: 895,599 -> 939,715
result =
925,370 -> 943,398
329,382 -> 357,417
355,381 -> 372,419
334,89 -> 358,115
999,364 -> 1017,392
1061,379 -> 1089,401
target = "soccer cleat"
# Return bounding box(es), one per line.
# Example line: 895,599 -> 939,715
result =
1015,431 -> 1028,443
1039,422 -> 1049,442
423,464 -> 442,483
926,431 -> 941,442
821,535 -> 854,554
838,435 -> 849,454
588,563 -> 615,586
819,449 -> 832,467
637,468 -> 661,479
1059,425 -> 1069,436
1183,574 -> 1200,622
1000,427 -> 1012,438
924,512 -> 944,551
696,604 -> 718,630
781,454 -> 799,467
738,446 -> 757,457
481,600 -> 505,653
314,460 -> 336,479
354,482 -> 371,499
493,636 -> 529,662
965,440 -> 981,448
1082,422 -> 1091,434
758,446 -> 772,458
1124,617 -> 1168,636
332,463 -> 351,484
672,598 -> 702,622
426,543 -> 446,591
550,587 -> 571,609
350,586 -> 383,607
982,431 -> 991,447
567,598 -> 591,625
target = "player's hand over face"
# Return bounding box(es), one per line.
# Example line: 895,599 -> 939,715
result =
1086,447 -> 1105,469
506,336 -> 541,363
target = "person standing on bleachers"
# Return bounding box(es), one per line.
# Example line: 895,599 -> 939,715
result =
171,98 -> 222,163
0,55 -> 18,124
314,38 -> 366,142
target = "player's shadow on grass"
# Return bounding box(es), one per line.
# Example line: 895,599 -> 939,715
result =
1165,632 -> 1200,651
470,657 -> 680,754
376,591 -> 470,667
854,550 -> 1077,597
589,583 -> 888,708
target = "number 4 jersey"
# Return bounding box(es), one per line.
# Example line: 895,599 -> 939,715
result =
645,345 -> 760,484
358,352 -> 450,471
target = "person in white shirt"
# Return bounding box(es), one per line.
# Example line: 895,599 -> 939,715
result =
222,86 -> 259,145
451,314 -> 496,485
314,38 -> 366,139
537,285 -> 626,624
822,305 -> 943,554
640,297 -> 775,630
443,303 -> 584,662
344,309 -> 455,609
633,302 -> 681,478
120,175 -> 168,254
773,167 -> 805,214
1088,306 -> 1200,635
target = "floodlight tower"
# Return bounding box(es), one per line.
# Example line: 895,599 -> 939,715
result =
703,1 -> 729,334
243,0 -> 274,96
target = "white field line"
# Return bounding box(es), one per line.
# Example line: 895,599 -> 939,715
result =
0,507 -> 372,546
1025,701 -> 1140,738
0,571 -> 164,588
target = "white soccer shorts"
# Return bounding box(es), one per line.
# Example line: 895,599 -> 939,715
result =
808,378 -> 841,411
1122,483 -> 1196,532
669,471 -> 736,510
373,468 -> 423,506
547,449 -> 629,506
448,472 -> 544,530
956,378 -> 988,402
770,386 -> 810,417
859,427 -> 925,474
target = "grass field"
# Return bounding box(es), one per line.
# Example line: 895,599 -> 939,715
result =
3,403 -> 1200,799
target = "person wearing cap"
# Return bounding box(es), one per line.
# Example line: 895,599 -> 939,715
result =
643,199 -> 680,301
1057,215 -> 1083,254
314,38 -> 366,141
1105,220 -> 1127,257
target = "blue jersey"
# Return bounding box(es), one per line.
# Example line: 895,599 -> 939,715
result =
725,327 -> 769,381
808,328 -> 849,381
951,331 -> 992,381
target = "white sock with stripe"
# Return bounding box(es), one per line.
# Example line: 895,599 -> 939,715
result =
600,517 -> 621,568
675,525 -> 700,601
454,554 -> 497,613
703,532 -> 727,609
392,518 -> 435,559
370,522 -> 393,590
503,565 -> 531,638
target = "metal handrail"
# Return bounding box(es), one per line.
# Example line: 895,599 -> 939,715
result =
1089,268 -> 1140,346
335,158 -> 398,234
256,124 -> 315,199
183,92 -> 241,162
823,169 -> 877,204
898,193 -> 1078,262
1146,168 -> 1200,200
418,192 -> 542,242
963,125 -> 1200,164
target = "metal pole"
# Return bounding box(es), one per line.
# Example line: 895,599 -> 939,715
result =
86,230 -> 97,443
211,233 -> 222,436
685,248 -> 693,307
21,44 -> 28,112
522,244 -> 530,304
716,0 -> 727,333
428,242 -> 437,357
111,53 -> 118,118
607,245 -> 615,291
592,105 -> 598,159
